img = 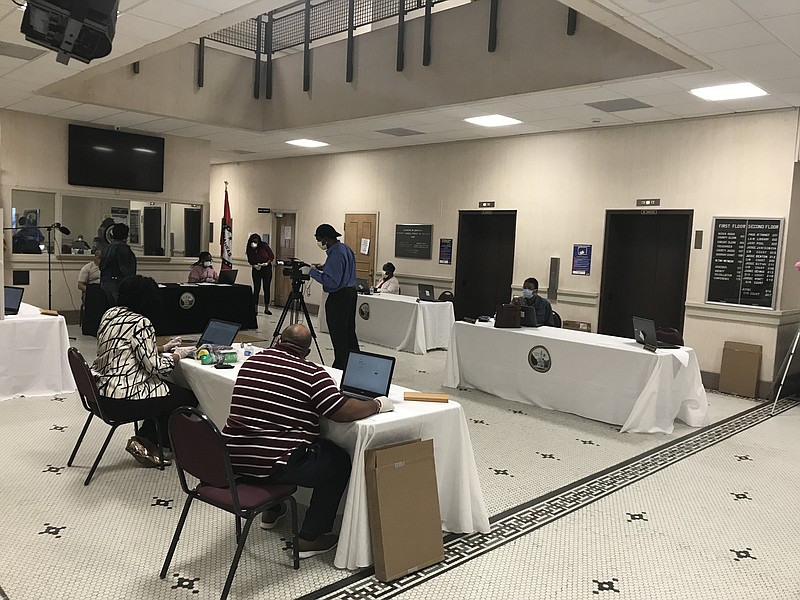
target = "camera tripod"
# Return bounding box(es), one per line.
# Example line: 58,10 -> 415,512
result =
271,276 -> 324,364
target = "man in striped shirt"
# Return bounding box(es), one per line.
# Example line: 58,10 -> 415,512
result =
222,323 -> 393,559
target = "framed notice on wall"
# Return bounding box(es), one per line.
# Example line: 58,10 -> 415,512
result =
706,217 -> 782,308
395,224 -> 433,259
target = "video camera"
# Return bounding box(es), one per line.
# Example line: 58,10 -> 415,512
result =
276,258 -> 310,282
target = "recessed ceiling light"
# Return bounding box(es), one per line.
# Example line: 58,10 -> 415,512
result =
463,114 -> 522,127
689,82 -> 767,101
285,139 -> 329,148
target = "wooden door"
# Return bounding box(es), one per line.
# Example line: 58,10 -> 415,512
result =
273,212 -> 296,308
344,213 -> 377,283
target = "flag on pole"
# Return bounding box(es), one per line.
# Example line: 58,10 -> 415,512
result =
220,184 -> 233,270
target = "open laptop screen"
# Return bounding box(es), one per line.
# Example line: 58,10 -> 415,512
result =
4,286 -> 24,315
217,269 -> 238,285
197,319 -> 241,347
340,351 -> 396,399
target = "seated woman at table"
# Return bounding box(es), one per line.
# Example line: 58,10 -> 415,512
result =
93,275 -> 198,467
376,262 -> 400,294
223,323 -> 394,558
511,276 -> 554,326
187,251 -> 218,283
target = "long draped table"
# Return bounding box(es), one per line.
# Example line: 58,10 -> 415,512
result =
0,303 -> 75,400
443,321 -> 709,434
318,292 -> 454,354
171,354 -> 490,570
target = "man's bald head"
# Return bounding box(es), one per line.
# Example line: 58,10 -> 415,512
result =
280,323 -> 312,349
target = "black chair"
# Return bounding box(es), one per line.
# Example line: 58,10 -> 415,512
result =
438,291 -> 455,302
66,347 -> 166,485
551,310 -> 562,328
160,407 -> 299,600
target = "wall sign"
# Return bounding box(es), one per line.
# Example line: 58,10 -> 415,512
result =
439,238 -> 453,265
395,224 -> 432,259
572,244 -> 591,275
706,217 -> 782,308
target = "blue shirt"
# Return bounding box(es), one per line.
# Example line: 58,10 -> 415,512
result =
309,241 -> 356,293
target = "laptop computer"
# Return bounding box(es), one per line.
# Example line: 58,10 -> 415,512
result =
340,350 -> 396,401
181,318 -> 242,347
4,286 -> 24,316
632,316 -> 681,350
418,283 -> 438,302
355,278 -> 371,294
520,305 -> 539,327
217,269 -> 238,285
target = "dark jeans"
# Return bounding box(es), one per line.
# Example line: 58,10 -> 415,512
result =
325,286 -> 359,370
252,265 -> 273,309
266,440 -> 351,541
101,382 -> 198,449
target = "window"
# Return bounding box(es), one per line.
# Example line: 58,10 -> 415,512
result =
169,203 -> 203,258
10,190 -> 56,255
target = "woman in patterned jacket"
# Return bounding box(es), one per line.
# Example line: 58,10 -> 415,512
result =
92,275 -> 198,467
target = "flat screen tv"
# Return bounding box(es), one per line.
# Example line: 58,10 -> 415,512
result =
68,124 -> 165,192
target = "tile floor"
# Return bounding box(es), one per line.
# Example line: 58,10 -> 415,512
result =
0,308 -> 798,600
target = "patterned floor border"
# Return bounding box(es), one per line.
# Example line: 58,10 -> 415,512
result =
301,398 -> 799,600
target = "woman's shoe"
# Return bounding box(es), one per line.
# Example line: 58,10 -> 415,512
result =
126,436 -> 171,468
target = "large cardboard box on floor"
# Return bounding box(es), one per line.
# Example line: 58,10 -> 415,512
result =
719,341 -> 762,397
365,439 -> 444,582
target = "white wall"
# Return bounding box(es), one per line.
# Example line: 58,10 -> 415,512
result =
0,110 -> 212,311
210,109 -> 800,383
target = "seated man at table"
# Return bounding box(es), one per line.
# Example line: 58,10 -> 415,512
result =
222,323 -> 394,559
511,277 -> 554,326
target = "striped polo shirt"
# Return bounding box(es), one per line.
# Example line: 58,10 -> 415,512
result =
222,344 -> 348,478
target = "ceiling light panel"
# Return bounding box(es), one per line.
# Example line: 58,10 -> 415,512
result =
463,114 -> 522,127
286,139 -> 329,147
689,82 -> 768,101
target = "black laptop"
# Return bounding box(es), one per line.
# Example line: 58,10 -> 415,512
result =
417,283 -> 438,302
632,316 -> 681,350
520,305 -> 539,327
217,269 -> 238,285
181,318 -> 241,347
4,286 -> 24,316
340,350 -> 396,401
355,278 -> 371,294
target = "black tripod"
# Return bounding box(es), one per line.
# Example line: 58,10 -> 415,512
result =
271,275 -> 324,364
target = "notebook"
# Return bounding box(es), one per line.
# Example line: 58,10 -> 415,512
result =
4,286 -> 24,316
340,350 -> 396,401
355,278 -> 371,294
632,316 -> 681,350
417,283 -> 438,302
182,318 -> 241,347
217,269 -> 238,285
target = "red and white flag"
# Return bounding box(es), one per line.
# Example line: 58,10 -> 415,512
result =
220,187 -> 233,270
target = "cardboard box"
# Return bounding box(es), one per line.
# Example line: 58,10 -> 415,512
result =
719,341 -> 762,397
403,392 -> 449,403
563,320 -> 591,332
365,439 -> 444,582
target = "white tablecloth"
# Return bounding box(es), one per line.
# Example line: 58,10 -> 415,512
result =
172,355 -> 489,569
0,303 -> 75,400
443,321 -> 709,434
318,292 -> 454,354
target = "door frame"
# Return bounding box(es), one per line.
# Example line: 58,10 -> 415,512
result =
270,209 -> 299,309
598,209 -> 693,333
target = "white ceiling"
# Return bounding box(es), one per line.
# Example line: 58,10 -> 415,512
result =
1,0 -> 800,164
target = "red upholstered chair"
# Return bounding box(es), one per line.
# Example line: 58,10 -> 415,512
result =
66,347 -> 166,485
160,407 -> 299,600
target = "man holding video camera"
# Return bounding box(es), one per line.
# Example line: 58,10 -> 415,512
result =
308,223 -> 359,369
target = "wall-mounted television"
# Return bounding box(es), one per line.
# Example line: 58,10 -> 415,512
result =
68,124 -> 165,192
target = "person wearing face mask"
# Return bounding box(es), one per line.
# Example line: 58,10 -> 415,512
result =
187,251 -> 218,283
308,223 -> 359,370
512,277 -> 554,327
376,262 -> 400,294
246,233 -> 275,315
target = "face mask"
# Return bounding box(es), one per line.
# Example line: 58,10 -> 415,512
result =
522,289 -> 534,299
250,242 -> 258,248
317,240 -> 326,250
203,261 -> 212,267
